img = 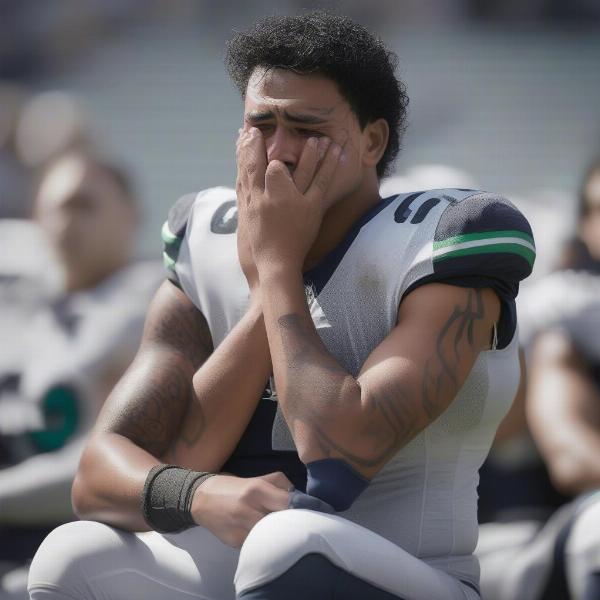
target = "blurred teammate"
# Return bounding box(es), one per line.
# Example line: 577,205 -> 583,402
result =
477,157 -> 600,600
0,153 -> 161,595
29,13 -> 534,600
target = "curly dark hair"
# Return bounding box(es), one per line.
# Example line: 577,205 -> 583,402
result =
226,12 -> 409,178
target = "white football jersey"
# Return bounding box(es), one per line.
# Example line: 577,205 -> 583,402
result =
162,186 -> 535,587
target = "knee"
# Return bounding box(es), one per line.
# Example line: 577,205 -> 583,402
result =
28,521 -> 123,598
235,509 -> 339,596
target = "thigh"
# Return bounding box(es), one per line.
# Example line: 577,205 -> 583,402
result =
28,521 -> 239,600
235,510 -> 479,600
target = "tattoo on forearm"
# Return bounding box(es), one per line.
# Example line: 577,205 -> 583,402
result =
302,379 -> 420,468
275,289 -> 486,472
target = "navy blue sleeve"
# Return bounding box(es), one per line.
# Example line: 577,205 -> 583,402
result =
406,192 -> 535,348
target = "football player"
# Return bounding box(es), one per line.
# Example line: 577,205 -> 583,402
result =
29,12 -> 534,600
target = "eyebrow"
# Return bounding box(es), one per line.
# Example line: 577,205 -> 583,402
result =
245,109 -> 330,125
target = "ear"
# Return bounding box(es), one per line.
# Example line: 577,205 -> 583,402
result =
361,118 -> 389,169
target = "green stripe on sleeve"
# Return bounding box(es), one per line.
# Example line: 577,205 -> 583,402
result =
162,251 -> 176,271
161,221 -> 181,248
433,229 -> 535,250
433,242 -> 536,267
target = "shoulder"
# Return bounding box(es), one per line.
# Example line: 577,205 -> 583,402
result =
392,189 -> 535,349
435,191 -> 534,283
382,188 -> 535,283
161,187 -> 237,283
162,187 -> 237,245
433,191 -> 535,278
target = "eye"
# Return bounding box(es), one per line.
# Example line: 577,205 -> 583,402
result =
297,128 -> 323,137
254,123 -> 274,134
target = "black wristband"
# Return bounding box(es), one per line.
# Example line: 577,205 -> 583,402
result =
141,465 -> 215,533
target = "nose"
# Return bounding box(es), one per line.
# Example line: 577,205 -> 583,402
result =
265,126 -> 300,172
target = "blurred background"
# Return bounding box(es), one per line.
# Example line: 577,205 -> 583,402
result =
2,0 -> 600,269
1,1 -> 600,598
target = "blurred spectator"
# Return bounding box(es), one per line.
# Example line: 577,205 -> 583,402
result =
0,89 -> 96,375
15,91 -> 92,173
0,82 -> 30,219
477,156 -> 600,600
0,153 -> 162,597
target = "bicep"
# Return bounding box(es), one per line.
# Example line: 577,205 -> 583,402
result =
353,284 -> 499,472
94,280 -> 213,458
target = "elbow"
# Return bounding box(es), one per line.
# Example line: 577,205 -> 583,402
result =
70,441 -> 99,519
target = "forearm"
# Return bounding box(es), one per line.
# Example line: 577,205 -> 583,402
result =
168,298 -> 271,470
74,298 -> 271,530
260,273 -> 494,480
73,343 -> 195,530
72,431 -> 157,531
259,268 -> 363,463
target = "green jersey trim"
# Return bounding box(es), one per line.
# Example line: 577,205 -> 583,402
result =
434,229 -> 535,250
433,240 -> 536,267
162,251 -> 176,270
161,221 -> 181,247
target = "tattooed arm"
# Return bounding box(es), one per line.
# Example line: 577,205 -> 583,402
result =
72,280 -> 273,531
260,270 -> 500,481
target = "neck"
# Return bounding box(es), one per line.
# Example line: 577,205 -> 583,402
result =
304,177 -> 382,272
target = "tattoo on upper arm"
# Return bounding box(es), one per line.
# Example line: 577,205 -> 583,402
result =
104,285 -> 212,457
146,286 -> 214,367
109,360 -> 205,458
422,288 -> 484,419
275,289 -> 486,471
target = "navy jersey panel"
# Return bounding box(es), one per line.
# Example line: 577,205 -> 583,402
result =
403,192 -> 535,348
222,395 -> 307,491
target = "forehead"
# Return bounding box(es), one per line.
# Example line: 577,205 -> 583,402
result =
245,68 -> 349,116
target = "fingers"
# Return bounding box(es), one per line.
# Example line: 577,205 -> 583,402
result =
236,127 -> 267,196
254,475 -> 294,512
264,158 -> 295,198
293,137 -> 320,193
306,140 -> 343,204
